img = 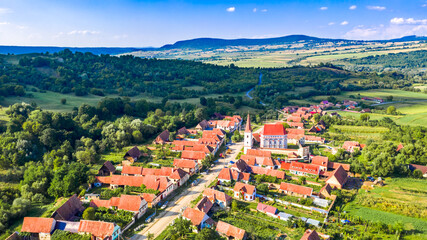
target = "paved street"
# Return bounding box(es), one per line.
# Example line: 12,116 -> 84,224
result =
131,141 -> 244,240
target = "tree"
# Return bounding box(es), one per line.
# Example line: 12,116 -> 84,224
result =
82,207 -> 96,220
413,169 -> 423,179
171,217 -> 191,238
386,95 -> 393,102
257,183 -> 269,195
60,98 -> 67,105
231,201 -> 239,212
360,113 -> 370,121
195,228 -> 219,240
147,232 -> 154,240
313,113 -> 321,122
387,106 -> 397,115
200,97 -> 207,106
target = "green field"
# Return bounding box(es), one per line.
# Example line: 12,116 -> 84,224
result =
329,125 -> 389,141
344,178 -> 427,239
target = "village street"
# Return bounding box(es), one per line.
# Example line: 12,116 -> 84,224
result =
131,141 -> 244,240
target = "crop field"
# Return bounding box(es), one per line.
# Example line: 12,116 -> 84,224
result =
329,125 -> 389,141
344,178 -> 427,239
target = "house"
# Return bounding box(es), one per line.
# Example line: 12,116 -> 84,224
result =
304,135 -> 325,144
78,220 -> 121,240
169,168 -> 190,187
172,140 -> 198,147
218,168 -> 250,184
177,127 -> 191,135
281,161 -> 291,170
311,156 -> 329,172
216,221 -> 247,240
287,128 -> 305,135
174,159 -> 199,174
342,141 -> 363,153
300,229 -> 321,240
233,182 -> 256,201
280,182 -> 313,198
153,130 -> 170,144
142,193 -> 160,208
196,120 -> 210,131
246,149 -> 271,158
181,150 -> 206,163
308,125 -> 322,133
90,194 -> 148,218
327,162 -> 350,172
361,108 -> 371,113
250,166 -> 286,180
84,193 -> 100,201
230,159 -> 251,173
124,146 -> 142,163
203,188 -> 232,208
287,116 -> 302,122
260,124 -> 288,149
408,164 -> 427,178
319,183 -> 333,199
326,165 -> 348,189
182,208 -> 215,230
21,217 -> 56,240
287,122 -> 304,128
257,203 -> 278,217
195,196 -> 214,213
5,232 -> 21,240
98,161 -> 116,176
283,106 -> 299,113
121,165 -> 143,176
51,194 -> 85,221
289,162 -> 320,176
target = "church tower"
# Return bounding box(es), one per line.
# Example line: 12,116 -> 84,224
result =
244,114 -> 253,154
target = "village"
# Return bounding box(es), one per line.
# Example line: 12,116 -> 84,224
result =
9,98 -> 425,240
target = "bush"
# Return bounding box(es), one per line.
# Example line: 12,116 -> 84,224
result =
60,98 -> 66,105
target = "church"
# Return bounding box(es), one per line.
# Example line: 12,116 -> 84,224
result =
260,123 -> 287,149
244,115 -> 288,152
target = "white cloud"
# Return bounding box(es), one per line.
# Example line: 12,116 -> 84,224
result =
320,7 -> 328,10
226,7 -> 235,12
341,21 -> 349,25
67,30 -> 100,35
261,9 -> 268,12
0,8 -> 12,14
343,17 -> 427,40
253,8 -> 257,12
390,17 -> 427,25
328,22 -> 335,26
349,5 -> 357,10
113,34 -> 128,40
0,22 -> 10,25
422,4 -> 427,7
367,6 -> 386,11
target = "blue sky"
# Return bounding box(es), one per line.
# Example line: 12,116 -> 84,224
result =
0,0 -> 426,47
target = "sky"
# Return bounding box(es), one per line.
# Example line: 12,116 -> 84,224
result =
0,0 -> 426,47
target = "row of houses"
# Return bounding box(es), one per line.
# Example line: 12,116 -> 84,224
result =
196,115 -> 243,132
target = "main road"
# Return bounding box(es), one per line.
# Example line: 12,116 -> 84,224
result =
131,141 -> 244,240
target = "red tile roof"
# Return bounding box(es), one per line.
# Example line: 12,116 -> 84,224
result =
311,156 -> 329,167
203,188 -> 232,203
301,229 -> 321,240
262,123 -> 287,136
173,140 -> 197,147
197,138 -> 219,145
183,208 -> 206,226
409,164 -> 427,174
280,182 -> 313,196
327,162 -> 350,171
257,203 -> 277,215
251,166 -> 286,179
202,131 -> 222,142
246,149 -> 271,157
169,168 -> 188,180
287,122 -> 304,128
218,168 -> 240,181
290,162 -> 320,175
122,165 -> 143,175
287,116 -> 302,122
142,193 -> 156,203
216,221 -> 246,239
234,182 -> 256,195
281,162 -> 291,170
181,150 -> 206,160
21,217 -> 54,233
78,220 -> 115,238
326,165 -> 348,188
195,196 -> 213,213
286,128 -> 305,135
396,143 -> 404,152
109,175 -> 144,187
143,175 -> 170,192
304,135 -> 325,142
253,133 -> 261,142
174,159 -> 197,169
342,141 -> 361,151
90,195 -> 145,212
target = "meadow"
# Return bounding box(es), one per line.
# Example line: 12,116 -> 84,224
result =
329,125 -> 389,141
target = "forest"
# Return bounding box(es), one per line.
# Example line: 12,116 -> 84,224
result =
344,50 -> 427,70
0,50 -> 413,105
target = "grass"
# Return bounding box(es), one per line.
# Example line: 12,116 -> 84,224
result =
344,178 -> 427,239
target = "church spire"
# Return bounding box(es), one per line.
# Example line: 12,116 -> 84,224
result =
245,114 -> 252,133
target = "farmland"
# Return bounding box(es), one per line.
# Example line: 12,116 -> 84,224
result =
329,125 -> 389,142
344,178 -> 427,239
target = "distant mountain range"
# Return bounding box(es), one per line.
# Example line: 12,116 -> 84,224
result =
0,35 -> 426,55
